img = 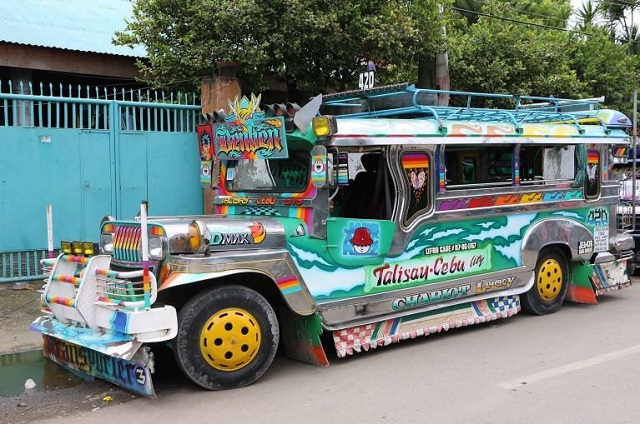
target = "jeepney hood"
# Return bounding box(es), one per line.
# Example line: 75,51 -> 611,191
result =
106,214 -> 286,261
194,215 -> 285,251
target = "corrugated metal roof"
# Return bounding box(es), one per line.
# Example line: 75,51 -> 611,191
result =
0,0 -> 146,57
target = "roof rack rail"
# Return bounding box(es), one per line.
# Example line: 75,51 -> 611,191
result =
321,82 -> 411,103
320,84 -> 610,127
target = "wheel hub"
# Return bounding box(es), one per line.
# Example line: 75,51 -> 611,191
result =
200,308 -> 261,371
537,258 -> 563,301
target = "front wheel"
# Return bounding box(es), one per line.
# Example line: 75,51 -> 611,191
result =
521,248 -> 569,315
174,285 -> 279,390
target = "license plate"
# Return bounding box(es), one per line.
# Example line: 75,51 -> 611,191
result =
42,335 -> 156,397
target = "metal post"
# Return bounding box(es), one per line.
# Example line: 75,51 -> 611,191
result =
633,90 -> 637,230
46,204 -> 54,258
140,201 -> 150,309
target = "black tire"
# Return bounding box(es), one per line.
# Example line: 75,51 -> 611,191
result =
521,248 -> 569,315
174,285 -> 279,390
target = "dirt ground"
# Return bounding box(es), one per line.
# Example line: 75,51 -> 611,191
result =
0,280 -> 138,424
0,281 -> 45,354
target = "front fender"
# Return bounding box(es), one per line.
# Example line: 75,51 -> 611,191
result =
158,249 -> 316,315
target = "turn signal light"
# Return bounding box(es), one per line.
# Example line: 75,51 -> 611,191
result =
312,116 -> 338,137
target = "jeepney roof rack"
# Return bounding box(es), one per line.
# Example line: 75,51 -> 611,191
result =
321,83 -> 608,127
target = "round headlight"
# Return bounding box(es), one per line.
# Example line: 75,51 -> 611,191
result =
148,237 -> 164,260
188,220 -> 211,253
100,233 -> 114,254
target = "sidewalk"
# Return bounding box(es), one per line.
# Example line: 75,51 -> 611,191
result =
0,281 -> 45,354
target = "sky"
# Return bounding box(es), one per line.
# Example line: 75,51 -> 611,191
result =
571,0 -> 583,8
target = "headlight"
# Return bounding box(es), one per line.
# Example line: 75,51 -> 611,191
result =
82,242 -> 96,255
61,240 -> 98,256
100,233 -> 114,254
188,220 -> 211,253
149,237 -> 164,260
61,241 -> 73,254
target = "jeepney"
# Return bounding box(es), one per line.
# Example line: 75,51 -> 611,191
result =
31,84 -> 633,396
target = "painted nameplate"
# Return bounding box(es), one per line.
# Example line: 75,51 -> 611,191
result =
213,94 -> 289,160
41,335 -> 155,397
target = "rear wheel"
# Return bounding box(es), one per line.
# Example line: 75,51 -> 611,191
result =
521,248 -> 569,315
174,285 -> 279,390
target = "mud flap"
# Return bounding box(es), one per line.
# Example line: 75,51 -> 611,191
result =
567,261 -> 598,304
567,258 -> 631,304
279,308 -> 329,366
30,316 -> 156,397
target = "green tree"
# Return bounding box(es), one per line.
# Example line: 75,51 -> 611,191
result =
115,0 -> 450,97
596,0 -> 640,54
447,0 -> 638,114
569,25 -> 640,115
573,0 -> 601,29
448,0 -> 585,107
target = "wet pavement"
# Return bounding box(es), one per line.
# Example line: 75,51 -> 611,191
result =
0,281 -> 193,423
0,349 -> 83,398
0,281 -> 138,423
0,281 -> 44,354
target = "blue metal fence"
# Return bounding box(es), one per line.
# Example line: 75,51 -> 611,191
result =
0,80 -> 203,283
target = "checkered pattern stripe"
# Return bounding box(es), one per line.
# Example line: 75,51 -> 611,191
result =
333,324 -> 375,354
488,296 -> 520,311
333,295 -> 521,358
241,206 -> 281,216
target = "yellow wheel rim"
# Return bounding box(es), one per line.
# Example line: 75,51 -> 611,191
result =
199,308 -> 261,372
536,258 -> 563,301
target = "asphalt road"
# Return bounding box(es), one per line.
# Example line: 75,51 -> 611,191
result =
6,283 -> 640,424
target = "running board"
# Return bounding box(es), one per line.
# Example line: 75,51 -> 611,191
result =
333,296 -> 520,357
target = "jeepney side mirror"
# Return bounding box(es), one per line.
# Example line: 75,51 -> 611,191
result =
311,145 -> 329,188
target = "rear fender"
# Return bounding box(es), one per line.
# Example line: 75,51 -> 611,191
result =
521,218 -> 593,268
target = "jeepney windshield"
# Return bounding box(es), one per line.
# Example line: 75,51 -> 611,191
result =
225,150 -> 310,192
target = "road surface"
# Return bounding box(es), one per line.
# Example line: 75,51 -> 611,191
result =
5,283 -> 640,424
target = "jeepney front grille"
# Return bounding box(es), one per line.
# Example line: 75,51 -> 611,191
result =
113,226 -> 142,262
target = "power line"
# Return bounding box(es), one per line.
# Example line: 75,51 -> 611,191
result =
450,6 -> 597,35
466,0 -> 575,25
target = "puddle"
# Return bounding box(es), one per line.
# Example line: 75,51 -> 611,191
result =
0,350 -> 83,398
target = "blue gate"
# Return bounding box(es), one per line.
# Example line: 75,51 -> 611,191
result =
0,81 -> 202,282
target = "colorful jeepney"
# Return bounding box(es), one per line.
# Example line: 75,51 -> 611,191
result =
31,84 -> 633,396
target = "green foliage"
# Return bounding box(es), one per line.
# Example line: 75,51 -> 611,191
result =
569,26 -> 640,115
448,0 -> 585,107
117,0 -> 640,116
115,0 -> 450,96
448,0 -> 639,114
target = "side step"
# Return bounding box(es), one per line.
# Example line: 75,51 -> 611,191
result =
333,296 -> 520,357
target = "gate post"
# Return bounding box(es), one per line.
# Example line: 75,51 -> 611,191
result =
200,62 -> 241,214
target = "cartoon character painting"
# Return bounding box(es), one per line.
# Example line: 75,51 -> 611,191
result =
350,227 -> 373,254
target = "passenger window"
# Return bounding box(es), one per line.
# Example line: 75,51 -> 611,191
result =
520,145 -> 576,186
401,152 -> 430,223
444,146 -> 513,189
461,155 -> 478,183
585,150 -> 600,198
